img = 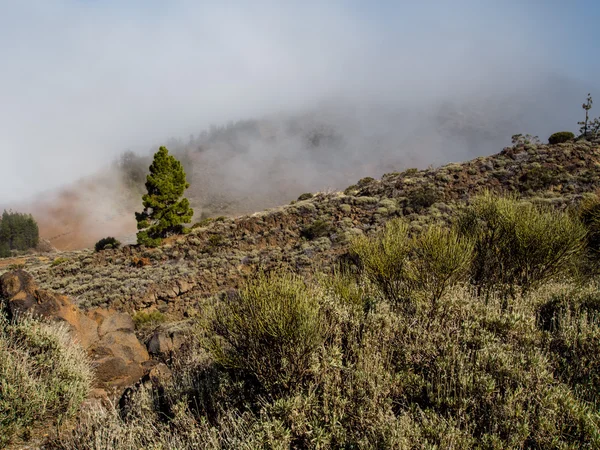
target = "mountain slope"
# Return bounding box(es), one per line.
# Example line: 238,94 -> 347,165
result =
6,139 -> 599,319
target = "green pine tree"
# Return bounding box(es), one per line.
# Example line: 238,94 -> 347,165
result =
135,146 -> 194,247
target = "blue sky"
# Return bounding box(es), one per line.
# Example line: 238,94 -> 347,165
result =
0,1 -> 598,201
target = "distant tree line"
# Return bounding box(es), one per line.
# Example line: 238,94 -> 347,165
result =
0,210 -> 39,257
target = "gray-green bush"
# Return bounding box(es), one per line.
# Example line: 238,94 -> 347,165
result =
457,191 -> 586,300
209,272 -> 326,392
0,314 -> 92,447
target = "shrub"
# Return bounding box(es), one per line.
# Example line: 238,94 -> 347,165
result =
297,192 -> 313,201
94,236 -> 121,252
50,257 -> 69,267
548,131 -> 575,145
344,184 -> 359,195
537,286 -> 600,405
132,310 -> 166,328
358,176 -> 375,187
409,226 -> 474,309
351,220 -> 473,312
192,217 -> 214,229
456,191 -> 586,299
209,271 -> 325,392
577,194 -> 600,274
207,233 -> 225,247
0,314 -> 92,447
351,219 -> 413,308
410,185 -> 440,210
300,219 -> 332,240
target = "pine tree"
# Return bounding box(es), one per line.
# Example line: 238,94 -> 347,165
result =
135,146 -> 194,247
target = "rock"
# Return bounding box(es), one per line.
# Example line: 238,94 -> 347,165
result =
96,331 -> 149,363
0,270 -> 152,400
147,327 -> 186,357
98,312 -> 135,337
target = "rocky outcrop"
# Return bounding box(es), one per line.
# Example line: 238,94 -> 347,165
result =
0,270 -> 150,398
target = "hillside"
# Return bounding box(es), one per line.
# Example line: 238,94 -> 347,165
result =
7,138 -> 599,318
3,137 -> 600,448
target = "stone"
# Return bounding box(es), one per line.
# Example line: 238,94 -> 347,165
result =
0,270 -> 152,400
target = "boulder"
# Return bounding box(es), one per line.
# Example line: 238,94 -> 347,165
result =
0,270 -> 151,399
147,326 -> 186,357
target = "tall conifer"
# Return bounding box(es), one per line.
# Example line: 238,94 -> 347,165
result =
135,147 -> 193,247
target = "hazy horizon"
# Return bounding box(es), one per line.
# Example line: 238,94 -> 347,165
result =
1,0 -> 599,204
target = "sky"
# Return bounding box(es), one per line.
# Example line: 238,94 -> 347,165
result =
0,0 -> 599,203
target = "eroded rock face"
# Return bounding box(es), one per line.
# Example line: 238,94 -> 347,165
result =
0,270 -> 150,398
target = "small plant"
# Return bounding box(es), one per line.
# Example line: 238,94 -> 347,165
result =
511,133 -> 541,146
351,219 -> 413,307
0,314 -> 92,447
132,310 -> 166,328
344,184 -> 359,195
208,233 -> 225,247
209,271 -> 325,392
410,185 -> 440,210
548,131 -> 575,145
50,257 -> 69,267
300,220 -> 332,240
94,236 -> 121,252
297,193 -> 313,201
192,217 -> 214,228
404,168 -> 419,176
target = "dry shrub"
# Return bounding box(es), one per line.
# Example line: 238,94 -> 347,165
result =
0,314 -> 92,447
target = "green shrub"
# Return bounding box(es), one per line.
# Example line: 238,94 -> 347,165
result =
297,192 -> 313,201
548,131 -> 575,145
209,271 -> 325,392
410,185 -> 440,210
207,233 -> 225,247
0,314 -> 92,447
358,176 -> 375,187
351,220 -> 473,312
94,236 -> 121,252
344,185 -> 359,196
409,226 -> 474,309
132,310 -> 167,328
351,219 -> 413,308
192,217 -> 214,229
457,191 -> 586,299
50,257 -> 69,267
300,219 -> 332,240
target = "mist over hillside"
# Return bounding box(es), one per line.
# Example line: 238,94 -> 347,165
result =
3,72 -> 592,250
1,1 -> 599,249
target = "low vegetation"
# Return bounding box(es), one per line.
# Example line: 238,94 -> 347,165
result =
0,314 -> 92,447
45,191 -> 600,449
548,131 -> 575,144
94,236 -> 121,252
